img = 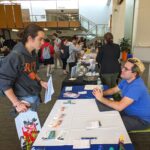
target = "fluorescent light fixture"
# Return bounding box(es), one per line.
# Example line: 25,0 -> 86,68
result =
12,29 -> 19,32
43,28 -> 48,31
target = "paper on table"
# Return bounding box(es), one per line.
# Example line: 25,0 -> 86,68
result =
44,76 -> 54,104
84,85 -> 100,90
73,139 -> 90,149
63,92 -> 80,98
78,91 -> 87,94
86,121 -> 101,129
65,86 -> 72,91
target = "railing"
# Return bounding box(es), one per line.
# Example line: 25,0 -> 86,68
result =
79,15 -> 110,38
24,13 -> 110,39
79,15 -> 96,31
25,13 -> 79,22
96,24 -> 110,36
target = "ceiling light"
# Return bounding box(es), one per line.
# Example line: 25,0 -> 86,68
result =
43,28 -> 48,31
12,29 -> 19,32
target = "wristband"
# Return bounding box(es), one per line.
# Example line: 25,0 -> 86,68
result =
13,101 -> 21,108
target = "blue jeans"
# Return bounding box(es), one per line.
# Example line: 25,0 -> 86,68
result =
18,95 -> 40,111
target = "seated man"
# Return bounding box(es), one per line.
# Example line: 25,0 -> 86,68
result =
93,58 -> 150,131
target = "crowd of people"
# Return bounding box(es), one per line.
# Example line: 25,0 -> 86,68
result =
0,23 -> 150,133
37,32 -> 99,76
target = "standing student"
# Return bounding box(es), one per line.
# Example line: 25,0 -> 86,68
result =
60,39 -> 69,74
0,24 -> 48,113
67,37 -> 81,73
40,38 -> 54,76
53,33 -> 62,69
96,32 -> 121,88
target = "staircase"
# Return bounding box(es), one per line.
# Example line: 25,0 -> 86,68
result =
79,15 -> 110,43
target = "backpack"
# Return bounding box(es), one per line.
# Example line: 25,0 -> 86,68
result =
42,46 -> 51,59
0,51 -> 25,97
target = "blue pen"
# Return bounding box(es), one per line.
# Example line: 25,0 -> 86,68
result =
81,137 -> 97,140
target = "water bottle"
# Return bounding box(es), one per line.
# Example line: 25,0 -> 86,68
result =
97,77 -> 103,90
97,77 -> 101,86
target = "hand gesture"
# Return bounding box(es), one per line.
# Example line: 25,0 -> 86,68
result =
92,88 -> 103,101
15,101 -> 31,113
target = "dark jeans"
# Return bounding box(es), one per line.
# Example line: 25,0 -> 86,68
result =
120,112 -> 150,131
61,58 -> 67,70
96,100 -> 150,131
101,73 -> 119,88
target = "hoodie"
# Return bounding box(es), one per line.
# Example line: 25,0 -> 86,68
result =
0,42 -> 41,97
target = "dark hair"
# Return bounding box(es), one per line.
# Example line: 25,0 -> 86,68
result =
104,32 -> 113,44
71,36 -> 77,41
44,38 -> 50,42
18,24 -> 44,45
53,33 -> 58,37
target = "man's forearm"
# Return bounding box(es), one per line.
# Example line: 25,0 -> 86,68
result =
100,97 -> 121,111
103,86 -> 119,96
4,88 -> 20,106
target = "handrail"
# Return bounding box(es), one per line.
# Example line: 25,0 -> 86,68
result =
79,14 -> 96,27
25,13 -> 110,38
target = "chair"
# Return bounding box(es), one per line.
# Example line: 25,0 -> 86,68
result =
129,127 -> 150,133
129,127 -> 150,150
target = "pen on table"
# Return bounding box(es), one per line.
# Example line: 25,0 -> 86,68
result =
81,137 -> 97,140
118,135 -> 125,150
99,121 -> 101,126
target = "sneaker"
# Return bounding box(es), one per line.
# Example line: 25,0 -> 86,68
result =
63,70 -> 68,75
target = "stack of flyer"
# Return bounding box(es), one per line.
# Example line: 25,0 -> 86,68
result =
63,92 -> 80,98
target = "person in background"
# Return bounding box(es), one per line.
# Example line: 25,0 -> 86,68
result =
84,45 -> 91,54
0,24 -> 48,113
93,58 -> 150,131
96,32 -> 121,88
40,38 -> 54,77
3,38 -> 17,50
53,33 -> 62,69
60,39 -> 69,75
67,37 -> 81,73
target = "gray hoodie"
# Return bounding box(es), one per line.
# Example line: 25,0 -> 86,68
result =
0,42 -> 41,97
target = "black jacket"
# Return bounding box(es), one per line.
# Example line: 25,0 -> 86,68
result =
96,43 -> 121,74
0,42 -> 41,97
60,44 -> 69,60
